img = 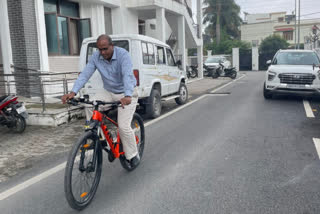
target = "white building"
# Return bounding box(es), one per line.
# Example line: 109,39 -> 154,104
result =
0,0 -> 202,97
241,12 -> 320,48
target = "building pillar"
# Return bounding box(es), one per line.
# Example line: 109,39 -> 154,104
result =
177,15 -> 186,71
35,0 -> 49,72
232,48 -> 239,71
156,8 -> 166,42
0,0 -> 15,94
252,47 -> 259,71
197,0 -> 203,78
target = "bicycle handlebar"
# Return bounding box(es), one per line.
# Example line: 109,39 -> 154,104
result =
68,98 -> 121,107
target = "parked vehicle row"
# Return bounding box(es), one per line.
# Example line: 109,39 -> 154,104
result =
263,50 -> 320,99
203,56 -> 237,79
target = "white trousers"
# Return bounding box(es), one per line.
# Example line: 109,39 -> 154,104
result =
85,88 -> 139,160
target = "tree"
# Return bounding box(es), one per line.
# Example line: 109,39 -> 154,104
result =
205,31 -> 251,55
259,35 -> 290,56
203,0 -> 242,45
259,35 -> 290,70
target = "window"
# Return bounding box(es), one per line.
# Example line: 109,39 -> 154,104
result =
139,20 -> 146,35
283,31 -> 293,41
166,48 -> 176,66
157,46 -> 166,64
150,24 -> 156,30
278,17 -> 284,22
148,43 -> 155,64
44,0 -> 91,55
141,42 -> 155,65
86,40 -> 129,63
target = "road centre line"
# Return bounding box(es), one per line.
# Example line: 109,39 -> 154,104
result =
303,100 -> 315,118
312,138 -> 320,159
0,74 -> 246,201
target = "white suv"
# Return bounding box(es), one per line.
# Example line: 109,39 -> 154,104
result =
263,50 -> 320,99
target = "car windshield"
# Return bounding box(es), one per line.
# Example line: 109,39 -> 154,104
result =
273,52 -> 320,65
205,57 -> 221,63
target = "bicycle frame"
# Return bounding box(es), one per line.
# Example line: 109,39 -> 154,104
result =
91,108 -> 124,158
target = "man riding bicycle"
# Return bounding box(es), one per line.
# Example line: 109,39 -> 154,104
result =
62,34 -> 140,167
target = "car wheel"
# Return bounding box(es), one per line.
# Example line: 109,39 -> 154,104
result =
263,82 -> 272,99
175,83 -> 188,105
146,88 -> 162,118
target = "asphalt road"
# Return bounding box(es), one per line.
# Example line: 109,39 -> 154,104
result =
1,72 -> 320,213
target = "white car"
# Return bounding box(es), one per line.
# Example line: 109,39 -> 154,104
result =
263,49 -> 320,99
78,34 -> 188,118
204,56 -> 231,70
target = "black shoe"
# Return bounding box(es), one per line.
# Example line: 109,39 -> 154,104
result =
129,155 -> 140,168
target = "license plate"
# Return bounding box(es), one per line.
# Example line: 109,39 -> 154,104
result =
17,105 -> 26,114
287,84 -> 305,89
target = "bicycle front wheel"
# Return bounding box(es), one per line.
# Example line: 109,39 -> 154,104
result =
64,131 -> 102,210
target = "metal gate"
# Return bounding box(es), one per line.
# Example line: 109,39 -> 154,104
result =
259,53 -> 274,71
239,50 -> 252,71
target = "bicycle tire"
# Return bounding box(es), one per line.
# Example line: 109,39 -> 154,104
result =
64,131 -> 102,210
119,113 -> 145,171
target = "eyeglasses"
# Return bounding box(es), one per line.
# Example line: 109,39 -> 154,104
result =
98,47 -> 108,52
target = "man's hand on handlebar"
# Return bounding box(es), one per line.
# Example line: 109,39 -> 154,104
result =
62,92 -> 76,104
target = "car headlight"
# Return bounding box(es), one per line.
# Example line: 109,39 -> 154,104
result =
267,71 -> 277,81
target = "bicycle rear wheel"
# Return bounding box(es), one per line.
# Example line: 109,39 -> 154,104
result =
120,113 -> 145,171
64,131 -> 102,210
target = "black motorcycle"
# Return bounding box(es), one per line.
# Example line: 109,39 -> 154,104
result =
203,64 -> 215,77
186,65 -> 198,78
0,95 -> 28,133
212,62 -> 237,79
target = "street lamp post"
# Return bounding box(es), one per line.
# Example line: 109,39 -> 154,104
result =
295,0 -> 297,49
298,0 -> 301,49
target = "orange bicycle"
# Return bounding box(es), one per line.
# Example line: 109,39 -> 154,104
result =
64,98 -> 145,210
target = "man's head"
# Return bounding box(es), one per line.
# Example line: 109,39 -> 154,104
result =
97,34 -> 114,60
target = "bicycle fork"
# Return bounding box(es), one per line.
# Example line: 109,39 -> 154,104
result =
79,130 -> 100,173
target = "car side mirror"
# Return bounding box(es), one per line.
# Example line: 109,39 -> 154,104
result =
176,60 -> 182,66
266,60 -> 272,65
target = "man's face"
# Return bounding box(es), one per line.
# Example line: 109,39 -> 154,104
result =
97,39 -> 114,60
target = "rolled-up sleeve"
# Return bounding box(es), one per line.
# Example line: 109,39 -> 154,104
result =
71,54 -> 97,94
120,52 -> 136,97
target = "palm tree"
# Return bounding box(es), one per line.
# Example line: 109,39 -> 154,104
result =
203,0 -> 242,45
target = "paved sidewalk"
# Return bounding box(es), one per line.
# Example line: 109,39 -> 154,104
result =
0,76 -> 234,183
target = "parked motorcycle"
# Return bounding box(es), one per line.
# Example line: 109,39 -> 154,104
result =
203,63 -> 215,77
0,95 -> 28,133
212,61 -> 237,79
186,65 -> 198,78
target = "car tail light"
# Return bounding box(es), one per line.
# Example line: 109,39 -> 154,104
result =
133,69 -> 139,86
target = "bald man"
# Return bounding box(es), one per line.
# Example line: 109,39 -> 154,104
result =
62,34 -> 140,167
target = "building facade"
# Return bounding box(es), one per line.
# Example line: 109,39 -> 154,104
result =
0,0 -> 203,97
241,12 -> 320,48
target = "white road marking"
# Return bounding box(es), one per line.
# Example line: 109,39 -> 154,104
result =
146,74 -> 246,127
0,74 -> 246,201
312,138 -> 320,159
303,100 -> 315,118
0,162 -> 66,201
